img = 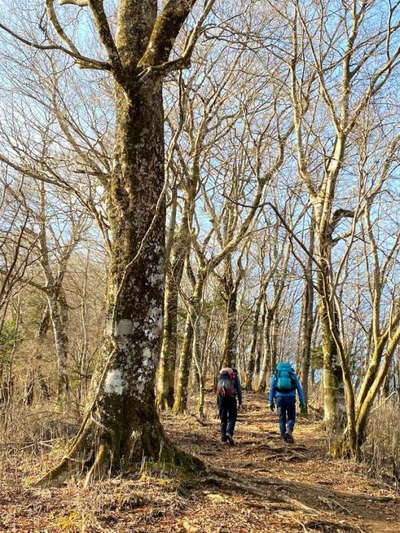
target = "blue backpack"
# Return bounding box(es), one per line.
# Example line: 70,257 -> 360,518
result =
275,362 -> 296,393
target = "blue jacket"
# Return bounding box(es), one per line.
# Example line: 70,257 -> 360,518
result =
268,371 -> 305,406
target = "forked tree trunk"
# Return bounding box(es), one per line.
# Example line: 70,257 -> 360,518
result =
312,199 -> 348,448
37,0 -> 204,485
318,293 -> 346,443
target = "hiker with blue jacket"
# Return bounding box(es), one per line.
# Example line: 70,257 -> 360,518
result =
269,362 -> 305,443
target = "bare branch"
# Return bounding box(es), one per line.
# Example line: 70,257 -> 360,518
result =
138,0 -> 216,80
60,0 -> 89,5
0,22 -> 111,70
87,0 -> 123,75
46,0 -> 81,56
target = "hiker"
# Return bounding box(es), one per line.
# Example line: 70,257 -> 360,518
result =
217,366 -> 242,446
268,362 -> 305,443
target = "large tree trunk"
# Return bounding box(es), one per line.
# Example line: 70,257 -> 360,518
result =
39,77 -> 197,485
35,0 -> 211,486
88,75 -> 177,469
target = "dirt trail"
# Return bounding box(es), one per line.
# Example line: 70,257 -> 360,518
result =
1,392 -> 399,532
163,391 -> 400,532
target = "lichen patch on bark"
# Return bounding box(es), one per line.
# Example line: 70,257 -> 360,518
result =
104,368 -> 124,395
116,319 -> 133,336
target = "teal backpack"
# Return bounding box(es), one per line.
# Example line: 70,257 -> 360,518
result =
275,362 -> 296,393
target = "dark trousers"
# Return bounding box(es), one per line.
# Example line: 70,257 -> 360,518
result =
218,396 -> 237,439
276,395 -> 296,438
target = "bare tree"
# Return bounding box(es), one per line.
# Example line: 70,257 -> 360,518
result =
270,0 -> 400,443
1,0 -> 217,483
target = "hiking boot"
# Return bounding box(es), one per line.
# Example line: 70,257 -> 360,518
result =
226,434 -> 235,446
285,431 -> 294,443
221,436 -> 227,443
280,434 -> 288,442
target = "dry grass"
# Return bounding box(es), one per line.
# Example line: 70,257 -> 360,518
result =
361,398 -> 400,485
0,400 -> 78,453
1,392 -> 400,532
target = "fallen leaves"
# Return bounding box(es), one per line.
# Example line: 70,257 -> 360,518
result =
0,392 -> 399,532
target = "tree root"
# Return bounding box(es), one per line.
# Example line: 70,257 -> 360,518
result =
304,519 -> 366,532
318,495 -> 352,515
33,423 -> 94,487
205,470 -> 320,515
212,467 -> 288,487
33,413 -> 204,487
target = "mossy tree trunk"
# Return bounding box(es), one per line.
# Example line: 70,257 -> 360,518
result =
319,299 -> 345,435
313,201 -> 354,446
37,0 -> 206,485
157,260 -> 182,410
314,221 -> 358,455
157,201 -> 193,410
173,272 -> 205,414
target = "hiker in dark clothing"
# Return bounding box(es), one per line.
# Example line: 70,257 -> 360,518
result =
217,367 -> 242,446
269,362 -> 305,443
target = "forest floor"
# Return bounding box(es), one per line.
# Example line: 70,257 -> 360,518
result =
1,392 -> 399,532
